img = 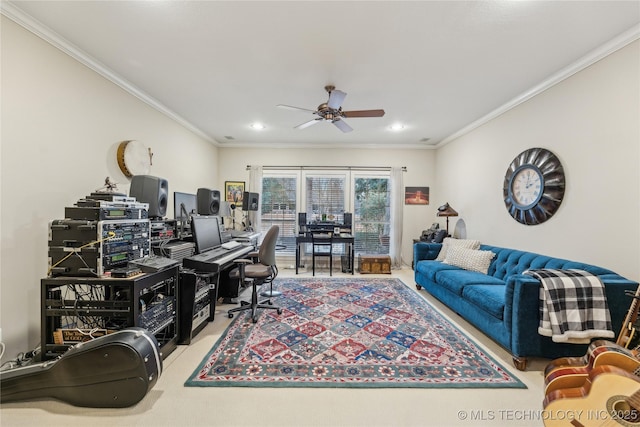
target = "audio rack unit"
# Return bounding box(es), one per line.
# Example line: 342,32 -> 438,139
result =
83,193 -> 136,203
65,206 -> 148,221
178,270 -> 216,344
76,198 -> 147,208
150,219 -> 176,242
67,197 -> 150,221
48,219 -> 151,277
40,267 -> 179,360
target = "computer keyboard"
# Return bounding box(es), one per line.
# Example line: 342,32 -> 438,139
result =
221,240 -> 242,250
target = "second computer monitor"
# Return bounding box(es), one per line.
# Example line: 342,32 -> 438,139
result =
174,192 -> 197,223
190,216 -> 222,254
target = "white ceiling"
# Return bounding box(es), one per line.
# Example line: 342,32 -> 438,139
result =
4,1 -> 640,149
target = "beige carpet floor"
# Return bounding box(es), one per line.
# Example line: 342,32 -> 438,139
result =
0,266 -> 549,427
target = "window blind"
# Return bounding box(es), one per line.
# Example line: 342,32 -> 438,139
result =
304,176 -> 345,222
260,176 -> 297,254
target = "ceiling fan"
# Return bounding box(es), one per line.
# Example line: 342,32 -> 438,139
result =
277,85 -> 385,133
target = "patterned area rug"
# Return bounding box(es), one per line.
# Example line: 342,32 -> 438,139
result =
185,278 -> 525,388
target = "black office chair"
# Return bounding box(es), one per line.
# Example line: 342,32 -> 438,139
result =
311,231 -> 333,276
227,225 -> 282,323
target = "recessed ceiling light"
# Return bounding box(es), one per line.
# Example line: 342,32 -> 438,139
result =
250,122 -> 265,130
389,123 -> 405,131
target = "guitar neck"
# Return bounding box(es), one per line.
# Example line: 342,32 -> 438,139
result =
618,285 -> 640,347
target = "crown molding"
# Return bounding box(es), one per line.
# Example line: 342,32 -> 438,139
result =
437,23 -> 640,148
1,2 -> 217,145
216,141 -> 435,150
3,2 -> 637,151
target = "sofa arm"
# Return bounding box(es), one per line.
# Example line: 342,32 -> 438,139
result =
414,242 -> 442,263
505,274 -> 639,358
504,274 -> 541,357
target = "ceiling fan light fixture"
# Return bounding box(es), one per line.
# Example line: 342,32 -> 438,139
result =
250,122 -> 266,130
389,123 -> 405,131
280,85 -> 385,133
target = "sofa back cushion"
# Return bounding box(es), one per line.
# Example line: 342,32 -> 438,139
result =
444,247 -> 495,274
480,244 -> 617,280
435,238 -> 480,261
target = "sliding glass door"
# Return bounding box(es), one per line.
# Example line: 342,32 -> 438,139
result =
353,174 -> 391,255
260,174 -> 298,255
260,169 -> 391,257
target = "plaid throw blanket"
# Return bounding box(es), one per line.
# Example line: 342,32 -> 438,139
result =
524,269 -> 614,344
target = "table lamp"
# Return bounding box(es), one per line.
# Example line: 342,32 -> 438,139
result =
437,202 -> 458,235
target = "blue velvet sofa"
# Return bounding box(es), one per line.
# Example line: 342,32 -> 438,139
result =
413,242 -> 638,370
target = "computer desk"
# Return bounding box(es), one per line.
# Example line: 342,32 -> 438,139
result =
295,233 -> 355,275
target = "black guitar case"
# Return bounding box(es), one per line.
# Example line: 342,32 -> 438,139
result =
0,327 -> 162,407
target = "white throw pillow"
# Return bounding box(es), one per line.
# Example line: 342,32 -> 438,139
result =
435,238 -> 481,262
444,246 -> 495,274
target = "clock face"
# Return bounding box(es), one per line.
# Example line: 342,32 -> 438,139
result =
503,148 -> 565,225
510,166 -> 543,208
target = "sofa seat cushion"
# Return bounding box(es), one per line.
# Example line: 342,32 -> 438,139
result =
415,260 -> 459,282
436,269 -> 505,295
462,285 -> 506,320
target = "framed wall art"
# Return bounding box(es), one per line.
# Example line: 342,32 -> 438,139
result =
405,186 -> 429,205
225,181 -> 245,203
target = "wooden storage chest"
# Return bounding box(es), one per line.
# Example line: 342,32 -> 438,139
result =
358,255 -> 391,274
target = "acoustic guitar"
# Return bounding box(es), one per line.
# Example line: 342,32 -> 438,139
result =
618,285 -> 640,349
544,341 -> 640,395
0,328 -> 162,407
543,365 -> 640,427
544,340 -> 636,377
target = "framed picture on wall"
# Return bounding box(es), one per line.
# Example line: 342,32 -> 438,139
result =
405,186 -> 429,205
225,181 -> 245,203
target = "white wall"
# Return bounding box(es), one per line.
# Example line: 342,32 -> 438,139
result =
2,14 -> 637,365
218,147 -> 437,265
0,18 -> 218,359
435,41 -> 640,281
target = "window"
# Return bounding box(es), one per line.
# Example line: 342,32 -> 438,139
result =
304,175 -> 346,223
260,175 -> 297,255
260,169 -> 391,257
353,176 -> 390,255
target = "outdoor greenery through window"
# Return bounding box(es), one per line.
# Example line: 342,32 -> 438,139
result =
354,177 -> 391,254
260,176 -> 297,255
259,170 -> 391,257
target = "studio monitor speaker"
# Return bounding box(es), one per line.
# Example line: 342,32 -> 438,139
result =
343,212 -> 353,227
129,175 -> 168,218
242,192 -> 259,211
298,212 -> 307,225
196,188 -> 220,216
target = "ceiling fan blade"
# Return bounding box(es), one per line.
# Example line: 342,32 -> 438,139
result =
332,119 -> 353,133
327,90 -> 347,110
277,104 -> 316,113
295,118 -> 322,130
342,109 -> 386,118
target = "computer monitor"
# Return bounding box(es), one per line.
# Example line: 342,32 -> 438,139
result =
174,192 -> 197,222
191,216 -> 222,254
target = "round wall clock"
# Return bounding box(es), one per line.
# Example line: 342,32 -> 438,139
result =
117,140 -> 151,178
503,147 -> 565,225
